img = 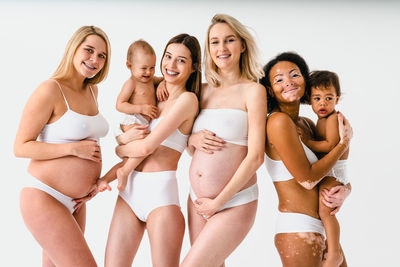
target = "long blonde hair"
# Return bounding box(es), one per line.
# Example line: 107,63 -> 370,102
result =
52,26 -> 111,85
204,14 -> 264,87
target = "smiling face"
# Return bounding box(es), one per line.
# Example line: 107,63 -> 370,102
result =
310,85 -> 339,118
161,43 -> 193,86
269,61 -> 305,104
128,50 -> 156,83
72,34 -> 107,79
208,22 -> 245,70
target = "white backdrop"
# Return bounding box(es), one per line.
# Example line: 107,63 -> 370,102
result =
1,1 -> 399,266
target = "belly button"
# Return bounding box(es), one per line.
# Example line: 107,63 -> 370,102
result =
197,172 -> 203,178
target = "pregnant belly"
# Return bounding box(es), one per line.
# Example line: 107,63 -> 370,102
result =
189,144 -> 255,198
28,156 -> 102,198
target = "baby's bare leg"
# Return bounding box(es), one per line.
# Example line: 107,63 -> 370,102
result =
319,176 -> 344,267
117,123 -> 146,192
117,157 -> 144,192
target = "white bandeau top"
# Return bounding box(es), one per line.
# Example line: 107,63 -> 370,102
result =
38,80 -> 109,144
192,108 -> 248,146
149,117 -> 188,153
264,139 -> 318,182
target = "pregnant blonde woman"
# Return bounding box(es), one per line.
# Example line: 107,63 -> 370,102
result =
14,26 -> 110,266
180,14 -> 267,266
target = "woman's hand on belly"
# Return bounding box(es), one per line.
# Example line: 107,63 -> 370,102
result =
70,139 -> 102,162
189,130 -> 225,154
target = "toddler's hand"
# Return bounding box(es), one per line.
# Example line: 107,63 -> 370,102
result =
156,81 -> 169,102
97,178 -> 111,192
141,104 -> 158,119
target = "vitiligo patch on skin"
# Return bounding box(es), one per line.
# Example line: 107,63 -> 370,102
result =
299,180 -> 319,190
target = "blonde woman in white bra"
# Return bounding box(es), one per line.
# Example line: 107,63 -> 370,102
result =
103,33 -> 201,267
13,26 -> 110,266
179,14 -> 267,266
260,52 -> 352,267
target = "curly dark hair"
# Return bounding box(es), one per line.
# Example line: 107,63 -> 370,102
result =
309,70 -> 341,101
259,52 -> 310,113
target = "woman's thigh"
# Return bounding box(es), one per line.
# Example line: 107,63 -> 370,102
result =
20,188 -> 96,267
146,205 -> 185,267
187,196 -> 207,245
275,232 -> 325,267
181,200 -> 258,267
105,196 -> 145,267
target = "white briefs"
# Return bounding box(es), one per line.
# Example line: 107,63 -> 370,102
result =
190,183 -> 259,213
26,175 -> 75,213
275,211 -> 325,237
119,170 -> 180,222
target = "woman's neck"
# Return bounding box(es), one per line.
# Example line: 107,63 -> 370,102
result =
277,101 -> 300,122
218,65 -> 242,87
166,82 -> 186,100
61,72 -> 87,91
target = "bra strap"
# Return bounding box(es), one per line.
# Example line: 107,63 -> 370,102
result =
89,85 -> 98,108
52,79 -> 70,110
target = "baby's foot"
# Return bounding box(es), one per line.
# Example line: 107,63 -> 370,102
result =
322,250 -> 343,267
117,168 -> 129,192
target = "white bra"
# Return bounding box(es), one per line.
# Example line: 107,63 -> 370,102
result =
192,108 -> 248,146
264,139 -> 318,182
38,80 -> 109,144
149,117 -> 188,153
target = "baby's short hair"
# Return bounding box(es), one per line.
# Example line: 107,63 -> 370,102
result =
127,39 -> 155,63
309,70 -> 341,97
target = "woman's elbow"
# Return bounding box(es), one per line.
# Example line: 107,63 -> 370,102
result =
297,178 -> 318,190
248,152 -> 264,168
13,143 -> 24,158
141,145 -> 155,157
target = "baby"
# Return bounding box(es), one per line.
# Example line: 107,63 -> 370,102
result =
302,70 -> 350,267
98,40 -> 159,192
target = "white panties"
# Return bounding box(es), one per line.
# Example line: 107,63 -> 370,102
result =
26,175 -> 75,213
119,170 -> 180,222
190,183 -> 259,212
275,211 -> 325,237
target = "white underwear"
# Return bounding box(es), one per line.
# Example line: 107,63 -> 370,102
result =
189,183 -> 259,212
119,170 -> 180,222
275,211 -> 325,237
114,113 -> 149,137
25,175 -> 75,213
327,160 -> 349,184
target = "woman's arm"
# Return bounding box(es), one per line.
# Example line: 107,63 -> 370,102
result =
116,92 -> 198,158
268,113 -> 351,190
14,81 -> 101,162
303,112 -> 340,153
194,83 -> 267,217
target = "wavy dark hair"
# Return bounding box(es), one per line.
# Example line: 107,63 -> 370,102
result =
260,52 -> 310,113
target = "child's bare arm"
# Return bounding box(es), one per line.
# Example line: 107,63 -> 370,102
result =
116,79 -> 142,114
100,161 -> 125,184
305,113 -> 340,153
116,79 -> 158,118
156,80 -> 169,102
